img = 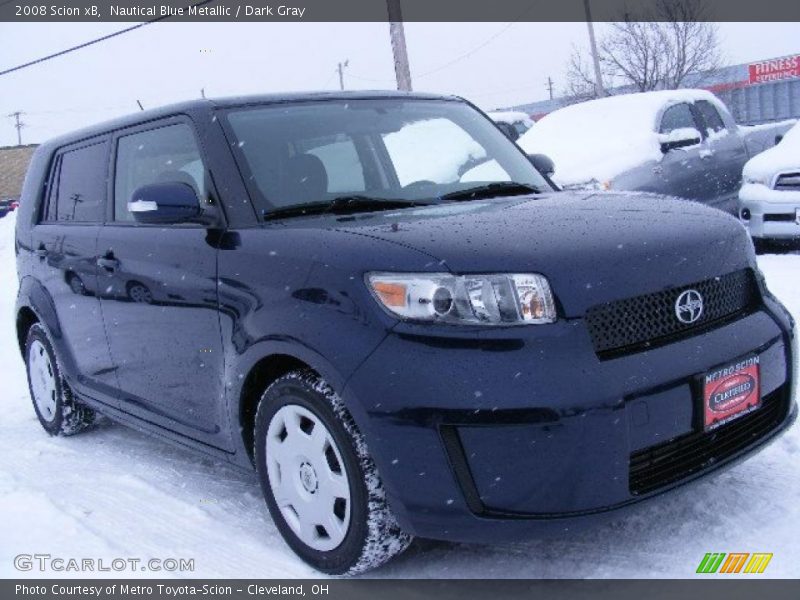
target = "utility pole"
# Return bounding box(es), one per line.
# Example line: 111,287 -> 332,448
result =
337,60 -> 349,91
545,76 -> 554,100
387,0 -> 412,91
583,0 -> 606,97
7,111 -> 24,145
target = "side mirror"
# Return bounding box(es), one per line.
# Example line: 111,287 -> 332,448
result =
528,153 -> 555,178
496,121 -> 520,142
129,182 -> 202,225
658,127 -> 702,153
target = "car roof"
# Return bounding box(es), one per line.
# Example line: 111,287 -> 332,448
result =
40,90 -> 463,150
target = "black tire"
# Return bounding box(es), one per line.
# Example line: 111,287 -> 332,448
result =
24,323 -> 95,436
254,369 -> 412,574
127,282 -> 153,304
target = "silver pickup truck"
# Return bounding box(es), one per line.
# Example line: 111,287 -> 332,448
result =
518,89 -> 795,214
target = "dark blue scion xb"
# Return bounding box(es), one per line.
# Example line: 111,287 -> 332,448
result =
14,92 -> 797,574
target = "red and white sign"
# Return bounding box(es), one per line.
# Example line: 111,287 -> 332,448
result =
703,356 -> 761,430
749,55 -> 800,85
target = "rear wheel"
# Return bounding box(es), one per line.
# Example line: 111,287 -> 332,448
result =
127,282 -> 153,304
25,323 -> 95,436
254,369 -> 411,574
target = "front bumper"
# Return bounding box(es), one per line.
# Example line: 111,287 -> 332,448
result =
342,298 -> 796,543
739,183 -> 800,240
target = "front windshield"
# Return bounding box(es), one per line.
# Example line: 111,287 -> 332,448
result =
223,98 -> 551,216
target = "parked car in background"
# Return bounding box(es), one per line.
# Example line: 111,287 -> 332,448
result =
518,89 -> 795,214
0,198 -> 18,219
739,122 -> 800,246
488,110 -> 535,141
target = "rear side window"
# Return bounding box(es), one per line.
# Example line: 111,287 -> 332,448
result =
695,100 -> 726,133
659,103 -> 697,134
113,123 -> 206,222
47,141 -> 108,222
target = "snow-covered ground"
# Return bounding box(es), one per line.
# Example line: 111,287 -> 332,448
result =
1,211 -> 798,579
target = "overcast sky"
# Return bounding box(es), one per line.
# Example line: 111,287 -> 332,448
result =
0,21 -> 798,146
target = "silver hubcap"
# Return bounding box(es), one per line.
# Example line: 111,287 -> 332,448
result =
29,340 -> 57,422
266,404 -> 351,551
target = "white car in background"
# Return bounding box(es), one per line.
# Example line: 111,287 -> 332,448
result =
739,122 -> 800,244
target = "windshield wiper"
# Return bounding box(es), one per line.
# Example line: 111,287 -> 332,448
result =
262,196 -> 434,221
440,182 -> 542,202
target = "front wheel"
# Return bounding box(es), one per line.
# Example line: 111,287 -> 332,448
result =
254,370 -> 412,574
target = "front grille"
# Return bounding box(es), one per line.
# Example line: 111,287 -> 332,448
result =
774,172 -> 800,191
629,387 -> 787,495
585,269 -> 760,359
764,213 -> 796,222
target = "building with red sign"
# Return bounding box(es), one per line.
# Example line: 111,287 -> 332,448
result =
508,53 -> 800,126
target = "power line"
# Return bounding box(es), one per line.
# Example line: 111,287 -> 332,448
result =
348,17 -> 532,87
0,0 -> 216,78
415,22 -> 516,79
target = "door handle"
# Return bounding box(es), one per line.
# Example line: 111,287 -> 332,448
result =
35,245 -> 48,259
97,253 -> 119,271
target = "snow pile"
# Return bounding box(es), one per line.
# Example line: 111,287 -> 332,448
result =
383,118 -> 486,185
518,89 -> 721,188
743,122 -> 800,182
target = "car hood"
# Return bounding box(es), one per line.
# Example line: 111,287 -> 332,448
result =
743,128 -> 800,180
333,191 -> 754,317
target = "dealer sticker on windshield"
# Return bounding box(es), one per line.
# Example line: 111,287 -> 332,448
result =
703,355 -> 761,431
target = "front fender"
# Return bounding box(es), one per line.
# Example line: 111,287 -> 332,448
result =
223,331 -> 389,468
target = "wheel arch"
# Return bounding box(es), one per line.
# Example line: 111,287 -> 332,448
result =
16,305 -> 39,355
238,353 -> 324,464
15,277 -> 61,357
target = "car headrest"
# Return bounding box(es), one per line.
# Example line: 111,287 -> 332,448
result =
286,154 -> 328,203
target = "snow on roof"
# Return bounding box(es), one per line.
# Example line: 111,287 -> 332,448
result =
517,89 -> 722,187
487,110 -> 534,124
743,122 -> 800,180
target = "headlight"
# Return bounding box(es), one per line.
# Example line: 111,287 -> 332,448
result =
366,272 -> 556,325
744,175 -> 768,186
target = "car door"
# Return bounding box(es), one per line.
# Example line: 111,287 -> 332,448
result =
650,102 -> 716,202
693,99 -> 749,214
29,138 -> 120,400
96,118 -> 230,450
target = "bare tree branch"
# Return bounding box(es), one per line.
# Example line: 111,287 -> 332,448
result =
565,0 -> 724,97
